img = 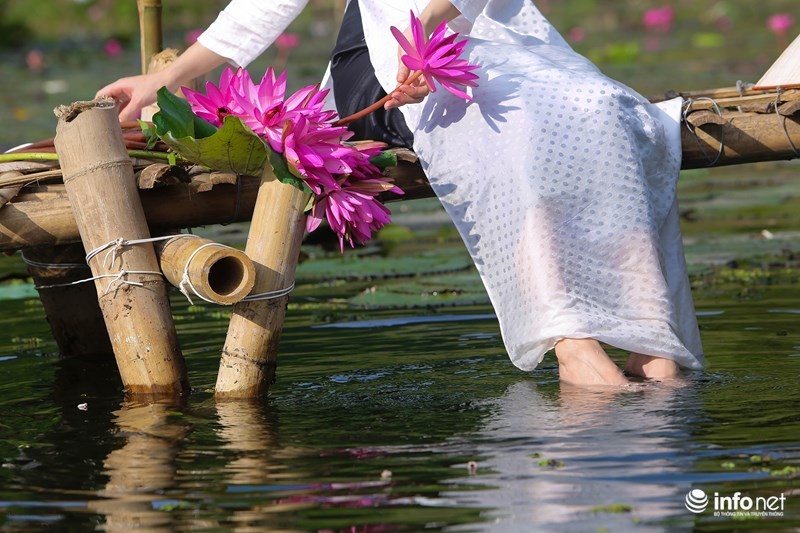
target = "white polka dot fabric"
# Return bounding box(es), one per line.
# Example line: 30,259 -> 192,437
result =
370,1 -> 704,370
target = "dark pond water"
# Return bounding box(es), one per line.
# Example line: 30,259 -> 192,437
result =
0,211 -> 799,531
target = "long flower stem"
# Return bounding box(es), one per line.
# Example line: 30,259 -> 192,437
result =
0,153 -> 59,163
333,70 -> 423,127
0,150 -> 179,164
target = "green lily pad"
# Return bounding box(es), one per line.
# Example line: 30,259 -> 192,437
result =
348,271 -> 488,309
160,116 -> 269,177
296,248 -> 474,282
0,283 -> 38,301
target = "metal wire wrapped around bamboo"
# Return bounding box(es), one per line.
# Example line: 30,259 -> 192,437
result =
155,235 -> 256,305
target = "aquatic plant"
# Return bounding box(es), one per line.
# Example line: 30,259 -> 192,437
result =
335,11 -> 479,127
767,13 -> 794,36
391,10 -> 480,100
642,6 -> 674,33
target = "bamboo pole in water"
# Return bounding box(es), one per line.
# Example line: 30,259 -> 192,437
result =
23,243 -> 114,357
155,235 -> 256,305
138,0 -> 163,75
215,166 -> 309,398
53,98 -> 187,397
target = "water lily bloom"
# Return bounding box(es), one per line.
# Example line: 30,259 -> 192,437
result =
182,66 -> 245,126
307,175 -> 402,252
276,32 -> 300,50
281,114 -> 357,193
768,13 -> 793,35
180,64 -> 405,252
391,11 -> 479,100
643,6 -> 674,33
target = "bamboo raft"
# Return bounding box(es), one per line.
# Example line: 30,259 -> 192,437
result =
4,85 -> 800,253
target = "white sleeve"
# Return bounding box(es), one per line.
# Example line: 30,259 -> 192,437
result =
448,0 -> 488,22
196,0 -> 310,68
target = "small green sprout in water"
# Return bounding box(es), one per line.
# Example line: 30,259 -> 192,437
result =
12,337 -> 42,348
155,500 -> 194,512
537,458 -> 564,468
721,461 -> 736,469
769,465 -> 799,477
589,503 -> 633,513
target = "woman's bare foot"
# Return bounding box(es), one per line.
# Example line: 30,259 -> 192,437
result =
554,338 -> 629,386
624,353 -> 681,380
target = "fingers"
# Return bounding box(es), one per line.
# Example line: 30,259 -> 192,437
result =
385,83 -> 429,110
396,64 -> 411,84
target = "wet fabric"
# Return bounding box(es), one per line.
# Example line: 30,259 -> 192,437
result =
200,0 -> 704,370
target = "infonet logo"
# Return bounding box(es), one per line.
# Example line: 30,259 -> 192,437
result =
685,489 -> 709,513
685,489 -> 786,517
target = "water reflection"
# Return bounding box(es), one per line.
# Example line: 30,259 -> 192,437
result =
448,379 -> 701,530
89,400 -> 188,531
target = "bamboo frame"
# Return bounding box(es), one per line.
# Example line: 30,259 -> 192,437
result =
138,0 -> 163,75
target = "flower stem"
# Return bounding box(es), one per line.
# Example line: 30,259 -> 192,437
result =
333,70 -> 423,127
0,153 -> 59,163
0,150 -> 180,164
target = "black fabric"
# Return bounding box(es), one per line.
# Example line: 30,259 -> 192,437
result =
330,0 -> 414,148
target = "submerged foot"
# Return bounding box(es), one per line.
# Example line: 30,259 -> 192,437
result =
624,353 -> 681,380
554,338 -> 629,387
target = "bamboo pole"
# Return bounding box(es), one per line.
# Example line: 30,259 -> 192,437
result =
215,167 -> 309,398
138,0 -> 163,75
23,243 -> 114,357
53,98 -> 187,397
0,177 -> 261,253
155,235 -> 256,305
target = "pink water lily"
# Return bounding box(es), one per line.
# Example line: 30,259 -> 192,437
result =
307,174 -> 402,252
281,114 -> 357,194
182,67 -> 245,126
391,11 -> 479,100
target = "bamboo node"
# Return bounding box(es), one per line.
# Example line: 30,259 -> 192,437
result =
63,159 -> 134,185
682,97 -> 725,166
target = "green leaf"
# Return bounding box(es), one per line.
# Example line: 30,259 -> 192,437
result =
369,151 -> 397,168
267,145 -> 313,194
138,119 -> 159,149
152,87 -> 217,139
159,115 -> 268,176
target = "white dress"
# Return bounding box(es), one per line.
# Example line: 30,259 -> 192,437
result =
199,0 -> 704,370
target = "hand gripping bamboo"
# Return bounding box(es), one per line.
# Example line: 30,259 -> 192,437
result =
53,98 -> 188,397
